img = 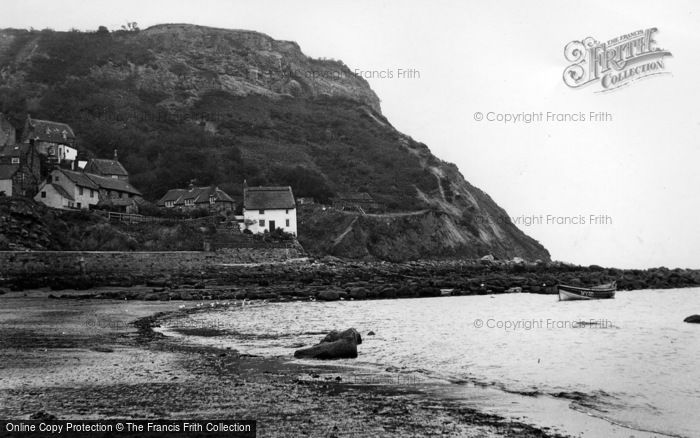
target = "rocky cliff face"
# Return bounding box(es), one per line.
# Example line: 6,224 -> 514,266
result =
0,24 -> 550,261
133,24 -> 382,112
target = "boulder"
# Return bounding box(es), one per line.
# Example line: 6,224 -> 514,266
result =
348,287 -> 368,300
317,290 -> 340,301
683,314 -> 700,323
322,328 -> 362,345
379,287 -> 397,298
293,339 -> 358,360
294,328 -> 361,360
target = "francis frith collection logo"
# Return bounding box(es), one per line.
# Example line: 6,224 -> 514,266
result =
563,28 -> 672,92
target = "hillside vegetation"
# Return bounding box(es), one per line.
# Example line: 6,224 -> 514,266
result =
0,24 -> 550,261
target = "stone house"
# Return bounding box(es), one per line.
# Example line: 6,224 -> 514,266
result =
243,186 -> 297,235
157,185 -> 235,212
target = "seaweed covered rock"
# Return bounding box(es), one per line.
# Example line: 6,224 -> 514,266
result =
294,328 -> 361,360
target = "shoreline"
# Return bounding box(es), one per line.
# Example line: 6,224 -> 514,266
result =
154,296 -> 684,438
0,290 -> 568,437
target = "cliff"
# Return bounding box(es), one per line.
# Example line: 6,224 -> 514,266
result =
0,24 -> 550,261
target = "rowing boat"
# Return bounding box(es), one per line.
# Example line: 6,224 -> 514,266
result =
558,281 -> 616,301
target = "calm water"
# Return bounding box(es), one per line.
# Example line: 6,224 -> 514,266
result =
164,288 -> 700,437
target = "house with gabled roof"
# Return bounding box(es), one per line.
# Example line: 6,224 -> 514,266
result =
243,186 -> 297,235
157,185 -> 235,212
34,169 -> 142,212
83,152 -> 129,180
22,115 -> 78,167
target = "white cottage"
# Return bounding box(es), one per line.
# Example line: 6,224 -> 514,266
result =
243,186 -> 297,235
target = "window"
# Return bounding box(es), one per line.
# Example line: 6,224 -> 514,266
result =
112,175 -> 118,179
119,192 -> 123,198
185,199 -> 194,206
259,219 -> 265,227
209,196 -> 215,205
41,191 -> 46,198
11,157 -> 19,164
259,209 -> 265,214
286,219 -> 290,227
77,202 -> 82,209
285,209 -> 289,214
166,201 -> 174,208
90,190 -> 94,198
79,187 -> 83,196
54,176 -> 59,182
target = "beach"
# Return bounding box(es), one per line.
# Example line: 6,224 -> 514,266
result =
0,289 -> 563,438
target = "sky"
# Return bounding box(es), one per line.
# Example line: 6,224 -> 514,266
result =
1,0 -> 699,269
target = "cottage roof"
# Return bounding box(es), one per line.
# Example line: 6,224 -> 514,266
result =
157,186 -> 234,206
157,189 -> 188,205
86,173 -> 142,196
84,158 -> 128,176
50,183 -> 74,201
0,164 -> 18,179
24,117 -> 75,144
244,186 -> 295,210
59,170 -> 99,189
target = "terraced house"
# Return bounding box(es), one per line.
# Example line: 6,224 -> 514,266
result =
34,169 -> 142,212
157,185 -> 235,212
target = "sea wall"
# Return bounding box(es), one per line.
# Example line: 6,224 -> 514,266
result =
0,248 -> 304,277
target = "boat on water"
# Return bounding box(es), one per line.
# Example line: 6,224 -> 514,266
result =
558,281 -> 616,301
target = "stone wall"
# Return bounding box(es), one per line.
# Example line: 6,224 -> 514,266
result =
0,248 -> 304,277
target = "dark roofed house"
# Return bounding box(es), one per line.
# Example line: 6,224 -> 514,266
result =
22,115 -> 78,166
157,186 -> 235,212
86,173 -> 142,197
35,168 -> 143,212
83,157 -> 129,180
243,186 -> 297,235
22,116 -> 75,145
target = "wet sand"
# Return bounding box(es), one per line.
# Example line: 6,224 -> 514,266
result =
0,289 -> 566,437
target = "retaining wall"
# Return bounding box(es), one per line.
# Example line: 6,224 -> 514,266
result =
0,248 -> 304,277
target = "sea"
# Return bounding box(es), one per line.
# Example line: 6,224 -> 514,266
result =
161,288 -> 700,438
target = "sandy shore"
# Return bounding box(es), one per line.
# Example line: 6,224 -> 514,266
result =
0,289 -> 566,437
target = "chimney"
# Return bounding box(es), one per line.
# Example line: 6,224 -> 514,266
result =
113,149 -> 118,160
